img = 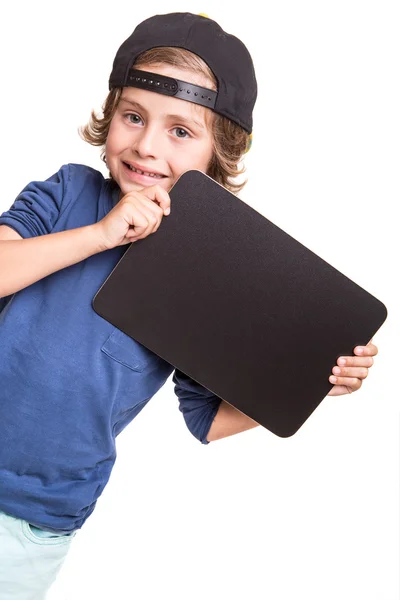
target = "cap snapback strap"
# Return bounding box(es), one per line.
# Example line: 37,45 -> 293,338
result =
125,68 -> 217,109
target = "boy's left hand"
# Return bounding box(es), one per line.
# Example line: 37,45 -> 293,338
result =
327,340 -> 378,396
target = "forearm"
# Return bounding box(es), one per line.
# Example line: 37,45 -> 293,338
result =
206,400 -> 259,442
0,224 -> 106,297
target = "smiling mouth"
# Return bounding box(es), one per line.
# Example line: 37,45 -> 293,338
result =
123,163 -> 166,179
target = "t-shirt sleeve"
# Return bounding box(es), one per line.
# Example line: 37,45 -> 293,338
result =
172,369 -> 222,444
0,164 -> 70,238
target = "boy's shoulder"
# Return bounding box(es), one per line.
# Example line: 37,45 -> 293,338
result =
54,163 -> 114,198
63,163 -> 108,184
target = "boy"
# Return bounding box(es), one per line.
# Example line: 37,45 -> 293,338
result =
0,12 -> 378,598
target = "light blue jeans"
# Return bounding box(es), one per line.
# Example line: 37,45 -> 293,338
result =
0,509 -> 77,599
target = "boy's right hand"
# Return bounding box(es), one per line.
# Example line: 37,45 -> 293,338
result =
95,184 -> 171,250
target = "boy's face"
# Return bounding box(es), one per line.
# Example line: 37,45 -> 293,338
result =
105,64 -> 215,199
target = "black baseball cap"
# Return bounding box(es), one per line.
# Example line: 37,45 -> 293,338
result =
109,12 -> 257,134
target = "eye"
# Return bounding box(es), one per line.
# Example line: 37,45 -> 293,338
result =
173,127 -> 191,139
125,113 -> 143,125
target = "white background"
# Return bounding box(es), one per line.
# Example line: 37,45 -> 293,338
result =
0,1 -> 398,599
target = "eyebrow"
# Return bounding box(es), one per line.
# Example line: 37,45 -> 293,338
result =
120,96 -> 206,130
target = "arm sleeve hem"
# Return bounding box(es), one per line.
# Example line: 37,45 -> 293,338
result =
172,368 -> 222,445
0,219 -> 31,239
200,399 -> 222,444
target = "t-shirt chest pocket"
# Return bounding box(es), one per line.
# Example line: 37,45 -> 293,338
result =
101,327 -> 157,372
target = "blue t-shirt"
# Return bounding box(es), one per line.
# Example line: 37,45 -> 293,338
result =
0,163 -> 222,534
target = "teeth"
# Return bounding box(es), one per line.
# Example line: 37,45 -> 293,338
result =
127,164 -> 163,178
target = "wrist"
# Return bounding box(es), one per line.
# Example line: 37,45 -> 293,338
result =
86,223 -> 110,254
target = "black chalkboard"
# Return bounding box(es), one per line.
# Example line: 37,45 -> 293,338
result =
93,170 -> 387,437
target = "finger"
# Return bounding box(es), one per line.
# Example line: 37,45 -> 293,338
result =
328,384 -> 354,396
329,375 -> 363,391
125,205 -> 159,240
336,356 -> 374,368
353,342 -> 378,357
332,365 -> 369,379
139,184 -> 171,215
127,195 -> 163,224
138,196 -> 166,227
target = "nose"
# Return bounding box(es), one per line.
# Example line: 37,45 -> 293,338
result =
133,122 -> 160,158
